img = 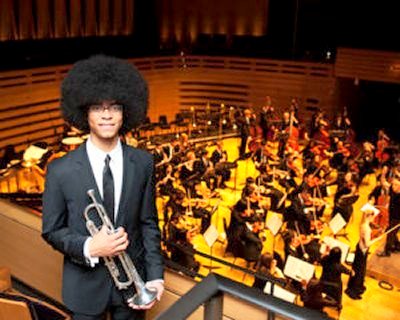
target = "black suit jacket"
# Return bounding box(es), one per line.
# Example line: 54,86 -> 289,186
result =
42,142 -> 163,315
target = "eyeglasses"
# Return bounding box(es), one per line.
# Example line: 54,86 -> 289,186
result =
88,103 -> 123,113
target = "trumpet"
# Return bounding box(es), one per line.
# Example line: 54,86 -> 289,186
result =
84,189 -> 157,306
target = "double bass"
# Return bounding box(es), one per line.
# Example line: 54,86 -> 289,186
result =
248,119 -> 263,153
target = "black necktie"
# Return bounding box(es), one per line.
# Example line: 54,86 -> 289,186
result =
103,155 -> 115,223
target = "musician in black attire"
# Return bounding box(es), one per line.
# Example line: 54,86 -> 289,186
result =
259,102 -> 274,143
233,219 -> 263,265
284,189 -> 313,235
333,177 -> 359,223
167,214 -> 200,273
226,185 -> 260,254
193,149 -> 217,190
300,277 -> 339,315
320,247 -> 352,308
179,150 -> 198,195
163,190 -> 186,239
237,109 -> 253,159
210,141 -> 232,188
156,164 -> 177,197
282,230 -> 302,261
252,252 -> 285,290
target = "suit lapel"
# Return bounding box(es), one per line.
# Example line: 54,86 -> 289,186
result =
73,142 -> 102,204
116,144 -> 136,226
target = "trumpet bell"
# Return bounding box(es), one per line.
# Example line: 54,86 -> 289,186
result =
128,287 -> 158,306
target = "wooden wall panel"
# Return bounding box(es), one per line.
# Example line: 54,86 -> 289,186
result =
335,47 -> 400,84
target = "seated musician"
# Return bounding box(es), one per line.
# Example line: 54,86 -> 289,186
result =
294,173 -> 327,218
226,185 -> 260,254
333,177 -> 359,223
252,143 -> 280,170
285,189 -> 314,235
179,150 -> 198,195
167,214 -> 200,274
156,163 -> 177,197
282,230 -> 303,262
163,189 -> 186,238
194,148 -> 218,190
300,277 -> 339,315
252,252 -> 286,290
230,210 -> 263,264
211,141 -> 233,189
255,173 -> 286,213
357,141 -> 376,184
210,141 -> 225,165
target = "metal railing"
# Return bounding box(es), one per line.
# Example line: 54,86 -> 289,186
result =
156,273 -> 331,320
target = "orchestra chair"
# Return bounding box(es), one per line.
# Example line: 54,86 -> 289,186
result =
0,297 -> 32,320
158,115 -> 172,134
0,267 -> 70,320
0,292 -> 71,320
0,267 -> 11,292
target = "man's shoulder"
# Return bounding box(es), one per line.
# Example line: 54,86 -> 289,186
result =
46,148 -> 82,173
123,144 -> 153,162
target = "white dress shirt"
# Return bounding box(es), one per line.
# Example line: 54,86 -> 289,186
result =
83,136 -> 123,265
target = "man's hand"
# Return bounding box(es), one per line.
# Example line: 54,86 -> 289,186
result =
128,281 -> 164,310
88,226 -> 129,257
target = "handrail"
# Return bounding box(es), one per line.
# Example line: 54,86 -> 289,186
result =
155,273 -> 331,320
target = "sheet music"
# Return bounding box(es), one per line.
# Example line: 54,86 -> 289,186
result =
360,203 -> 380,216
266,214 -> 283,236
329,213 -> 347,234
203,224 -> 219,247
263,282 -> 297,303
346,252 -> 355,264
322,236 -> 350,263
283,255 -> 315,282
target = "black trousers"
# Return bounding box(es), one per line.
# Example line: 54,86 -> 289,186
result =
384,218 -> 400,253
346,243 -> 367,296
72,286 -> 145,320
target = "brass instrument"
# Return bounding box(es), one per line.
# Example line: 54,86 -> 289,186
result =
84,189 -> 157,306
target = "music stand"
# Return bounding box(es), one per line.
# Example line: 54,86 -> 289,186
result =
266,212 -> 283,251
335,195 -> 359,241
202,224 -> 221,270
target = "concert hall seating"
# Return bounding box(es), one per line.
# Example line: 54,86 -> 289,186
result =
0,267 -> 70,320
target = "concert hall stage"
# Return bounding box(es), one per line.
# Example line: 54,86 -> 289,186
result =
367,244 -> 400,288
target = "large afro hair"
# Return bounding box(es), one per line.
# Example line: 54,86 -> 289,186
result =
61,55 -> 148,135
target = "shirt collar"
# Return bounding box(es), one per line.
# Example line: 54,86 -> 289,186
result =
86,136 -> 122,161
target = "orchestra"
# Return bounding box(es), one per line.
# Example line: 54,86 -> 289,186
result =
1,98 -> 399,315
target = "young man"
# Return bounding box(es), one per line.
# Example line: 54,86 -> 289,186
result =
42,55 -> 164,319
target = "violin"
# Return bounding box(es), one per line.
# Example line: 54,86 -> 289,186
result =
310,220 -> 324,235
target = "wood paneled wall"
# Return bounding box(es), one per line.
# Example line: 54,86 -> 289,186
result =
0,55 -> 338,151
335,47 -> 400,84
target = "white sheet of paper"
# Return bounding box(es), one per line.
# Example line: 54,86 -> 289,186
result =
266,214 -> 283,236
263,282 -> 297,303
346,252 -> 355,264
322,236 -> 350,263
283,255 -> 315,282
203,224 -> 219,247
329,213 -> 347,235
